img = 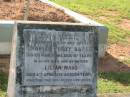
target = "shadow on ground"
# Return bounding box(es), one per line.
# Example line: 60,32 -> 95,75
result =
99,52 -> 130,85
99,52 -> 130,72
99,72 -> 130,85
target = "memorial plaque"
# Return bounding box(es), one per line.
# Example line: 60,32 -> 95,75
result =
8,22 -> 98,97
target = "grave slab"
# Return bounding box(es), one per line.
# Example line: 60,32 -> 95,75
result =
8,21 -> 98,97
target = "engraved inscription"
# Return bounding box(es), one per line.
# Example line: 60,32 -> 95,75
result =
23,29 -> 94,86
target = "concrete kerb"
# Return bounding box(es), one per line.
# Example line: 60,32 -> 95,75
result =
0,20 -> 14,54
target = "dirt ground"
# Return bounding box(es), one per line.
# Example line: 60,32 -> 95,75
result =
0,0 -> 75,22
99,44 -> 130,72
120,19 -> 130,31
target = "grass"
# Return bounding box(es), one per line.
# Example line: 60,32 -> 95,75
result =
0,73 -> 7,97
50,0 -> 130,43
98,72 -> 130,93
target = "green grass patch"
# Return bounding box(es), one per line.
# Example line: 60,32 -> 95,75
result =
0,73 -> 7,97
51,0 -> 130,44
98,72 -> 130,93
51,0 -> 130,16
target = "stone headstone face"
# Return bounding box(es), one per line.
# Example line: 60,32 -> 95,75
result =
8,22 -> 98,97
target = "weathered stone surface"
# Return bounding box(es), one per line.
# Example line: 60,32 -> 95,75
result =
8,21 -> 98,97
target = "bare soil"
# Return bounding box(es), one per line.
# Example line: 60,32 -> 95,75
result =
120,19 -> 130,31
0,1 -> 75,22
99,44 -> 130,72
103,10 -> 120,17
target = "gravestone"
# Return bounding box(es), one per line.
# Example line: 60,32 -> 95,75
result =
7,21 -> 98,97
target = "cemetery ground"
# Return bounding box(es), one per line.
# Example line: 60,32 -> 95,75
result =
0,0 -> 130,97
